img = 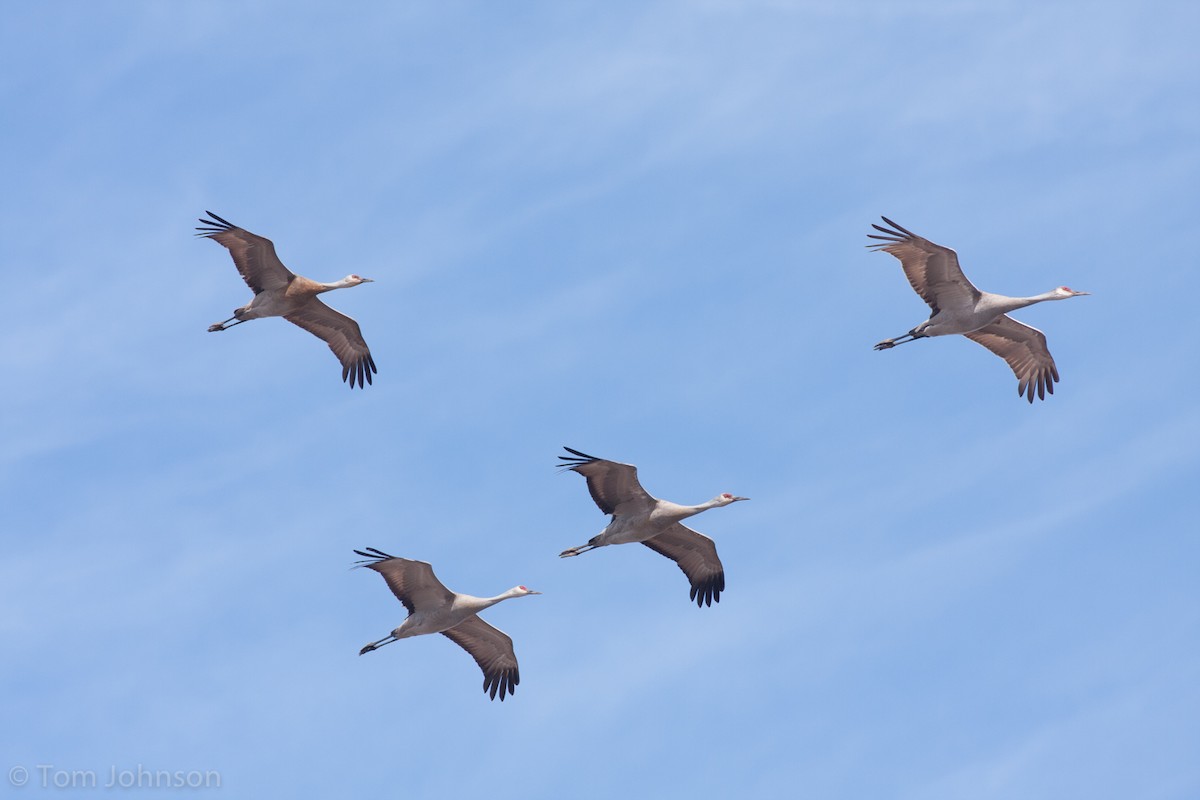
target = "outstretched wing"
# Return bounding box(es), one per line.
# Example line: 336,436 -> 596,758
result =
441,616 -> 521,701
285,298 -> 377,389
558,447 -> 655,516
964,314 -> 1060,403
353,549 -> 455,614
867,216 -> 980,314
196,211 -> 295,295
642,523 -> 725,608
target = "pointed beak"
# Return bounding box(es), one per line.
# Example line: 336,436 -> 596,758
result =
528,590 -> 543,595
361,277 -> 375,283
732,496 -> 750,502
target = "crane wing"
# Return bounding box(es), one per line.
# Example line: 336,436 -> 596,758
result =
642,523 -> 725,607
284,298 -> 377,389
963,314 -> 1059,403
441,616 -> 520,701
867,216 -> 981,314
196,211 -> 295,295
558,447 -> 655,516
353,549 -> 455,614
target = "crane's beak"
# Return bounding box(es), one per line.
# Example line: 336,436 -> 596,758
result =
732,496 -> 750,502
361,277 -> 375,283
1073,290 -> 1090,296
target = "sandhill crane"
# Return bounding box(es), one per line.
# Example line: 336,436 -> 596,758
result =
557,447 -> 748,607
868,216 -> 1089,402
196,211 -> 377,389
354,548 -> 540,700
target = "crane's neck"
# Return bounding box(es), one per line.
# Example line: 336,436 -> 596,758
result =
317,278 -> 355,292
659,498 -> 724,523
989,290 -> 1067,314
458,589 -> 523,613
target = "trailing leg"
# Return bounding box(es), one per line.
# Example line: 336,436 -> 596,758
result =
874,329 -> 924,350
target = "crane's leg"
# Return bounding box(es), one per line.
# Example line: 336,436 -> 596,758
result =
208,316 -> 247,332
209,304 -> 255,332
874,329 -> 925,350
359,635 -> 398,655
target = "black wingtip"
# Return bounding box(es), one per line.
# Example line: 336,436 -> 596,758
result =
203,210 -> 235,227
557,446 -> 601,471
688,572 -> 724,608
196,211 -> 238,237
353,547 -> 396,564
365,547 -> 395,559
871,216 -> 920,240
878,215 -> 910,234
482,667 -> 519,701
343,356 -> 378,389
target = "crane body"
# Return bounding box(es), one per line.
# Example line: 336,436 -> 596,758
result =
197,211 -> 377,389
354,548 -> 539,701
868,216 -> 1089,401
558,447 -> 747,607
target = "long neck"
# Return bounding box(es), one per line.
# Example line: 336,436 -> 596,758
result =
989,290 -> 1064,314
661,498 -> 723,522
459,589 -> 521,612
316,278 -> 354,292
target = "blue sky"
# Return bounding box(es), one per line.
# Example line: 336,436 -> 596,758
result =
2,1 -> 1197,797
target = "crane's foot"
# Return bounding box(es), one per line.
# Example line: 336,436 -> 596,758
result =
208,323 -> 226,332
359,644 -> 376,655
873,339 -> 896,350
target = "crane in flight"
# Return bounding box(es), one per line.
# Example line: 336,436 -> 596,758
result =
355,548 -> 540,701
868,216 -> 1089,402
558,447 -> 748,607
197,211 -> 377,389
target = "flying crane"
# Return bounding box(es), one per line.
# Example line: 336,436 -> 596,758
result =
558,447 -> 748,607
355,548 -> 540,701
197,211 -> 377,388
869,216 -> 1088,402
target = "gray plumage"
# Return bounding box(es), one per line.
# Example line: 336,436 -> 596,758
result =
197,211 -> 377,389
558,448 -> 746,607
355,548 -> 540,700
868,216 -> 1089,402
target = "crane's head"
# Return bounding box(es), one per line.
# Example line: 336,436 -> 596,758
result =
715,492 -> 750,506
512,585 -> 542,597
1054,286 -> 1089,298
341,274 -> 375,287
